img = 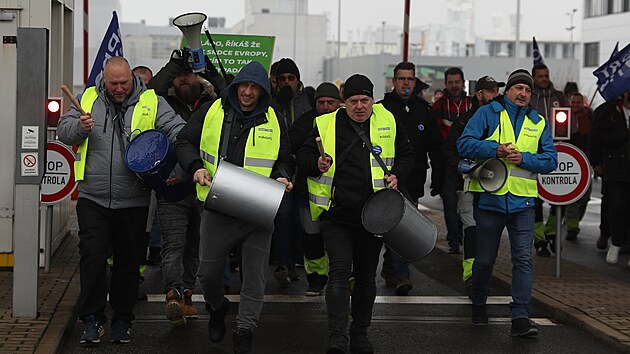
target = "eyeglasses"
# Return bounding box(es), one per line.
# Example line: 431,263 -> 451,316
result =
395,77 -> 415,82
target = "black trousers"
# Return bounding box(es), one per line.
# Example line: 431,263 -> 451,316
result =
76,198 -> 149,324
321,216 -> 382,337
607,182 -> 630,247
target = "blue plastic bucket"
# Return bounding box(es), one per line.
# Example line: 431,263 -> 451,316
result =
125,129 -> 193,202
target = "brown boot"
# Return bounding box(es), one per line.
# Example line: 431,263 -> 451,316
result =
183,289 -> 198,319
165,289 -> 186,327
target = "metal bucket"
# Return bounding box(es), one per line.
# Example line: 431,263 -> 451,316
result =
124,129 -> 193,202
362,188 -> 437,262
204,161 -> 286,227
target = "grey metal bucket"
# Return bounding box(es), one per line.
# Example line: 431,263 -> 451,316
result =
362,189 -> 437,262
204,161 -> 286,228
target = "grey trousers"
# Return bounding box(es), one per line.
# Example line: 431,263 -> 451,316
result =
198,209 -> 273,332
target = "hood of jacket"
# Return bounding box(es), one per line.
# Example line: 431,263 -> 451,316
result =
226,61 -> 272,117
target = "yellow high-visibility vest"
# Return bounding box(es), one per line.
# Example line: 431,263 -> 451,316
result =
196,100 -> 281,202
469,109 -> 545,197
307,103 -> 396,221
75,87 -> 158,181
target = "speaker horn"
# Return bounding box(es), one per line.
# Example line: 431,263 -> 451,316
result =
458,158 -> 508,193
173,12 -> 207,73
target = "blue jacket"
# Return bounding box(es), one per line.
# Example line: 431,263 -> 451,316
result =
457,96 -> 557,214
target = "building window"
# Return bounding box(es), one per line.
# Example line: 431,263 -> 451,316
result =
584,42 -> 600,67
624,0 -> 630,11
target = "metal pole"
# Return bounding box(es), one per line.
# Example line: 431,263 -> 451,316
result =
382,21 -> 386,93
45,206 -> 52,273
337,0 -> 341,80
514,0 -> 521,68
293,0 -> 298,60
555,205 -> 562,277
403,0 -> 410,61
566,9 -> 577,80
83,0 -> 89,84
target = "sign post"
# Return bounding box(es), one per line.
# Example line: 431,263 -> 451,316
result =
40,141 -> 76,273
537,143 -> 591,277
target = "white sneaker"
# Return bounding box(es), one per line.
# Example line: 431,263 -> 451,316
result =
606,245 -> 621,264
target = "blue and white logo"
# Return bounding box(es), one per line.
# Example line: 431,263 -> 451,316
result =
372,145 -> 382,155
417,124 -> 425,132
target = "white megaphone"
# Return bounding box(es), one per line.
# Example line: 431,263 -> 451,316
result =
458,158 -> 508,193
172,12 -> 207,73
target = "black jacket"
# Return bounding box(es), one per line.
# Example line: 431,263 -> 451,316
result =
589,100 -> 630,183
379,91 -> 443,199
289,108 -> 319,198
296,107 -> 415,225
444,97 -> 481,190
175,62 -> 294,183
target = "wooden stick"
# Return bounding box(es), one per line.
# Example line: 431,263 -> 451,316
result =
61,85 -> 87,116
315,137 -> 326,160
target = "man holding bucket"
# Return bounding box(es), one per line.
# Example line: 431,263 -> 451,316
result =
457,69 -> 557,337
297,74 -> 414,353
58,56 -> 185,345
175,61 -> 294,353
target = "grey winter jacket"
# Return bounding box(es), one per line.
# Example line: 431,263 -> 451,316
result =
57,74 -> 185,209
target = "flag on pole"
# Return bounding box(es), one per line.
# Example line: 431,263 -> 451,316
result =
532,37 -> 545,65
610,41 -> 619,59
87,11 -> 123,87
593,42 -> 630,101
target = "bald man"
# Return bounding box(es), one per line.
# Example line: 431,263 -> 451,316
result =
58,56 -> 185,345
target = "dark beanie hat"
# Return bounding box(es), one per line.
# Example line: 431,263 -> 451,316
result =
315,82 -> 341,100
505,69 -> 534,92
275,58 -> 300,80
343,74 -> 374,99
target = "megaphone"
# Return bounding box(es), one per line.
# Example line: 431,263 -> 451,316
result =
458,158 -> 508,193
173,12 -> 207,73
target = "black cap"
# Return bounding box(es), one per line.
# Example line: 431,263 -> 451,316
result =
343,74 -> 374,99
275,58 -> 300,80
315,82 -> 341,100
474,76 -> 505,92
505,69 -> 534,92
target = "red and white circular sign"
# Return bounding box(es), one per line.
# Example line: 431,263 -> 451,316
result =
537,142 -> 591,205
41,141 -> 77,204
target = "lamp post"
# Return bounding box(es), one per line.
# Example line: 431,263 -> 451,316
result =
382,21 -> 386,94
566,8 -> 578,80
337,0 -> 341,81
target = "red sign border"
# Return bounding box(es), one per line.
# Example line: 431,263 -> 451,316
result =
41,141 -> 77,204
537,142 -> 591,205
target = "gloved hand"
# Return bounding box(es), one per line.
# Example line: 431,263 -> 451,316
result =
276,85 -> 293,105
170,48 -> 191,70
203,55 -> 221,78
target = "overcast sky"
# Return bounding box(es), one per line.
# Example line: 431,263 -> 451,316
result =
118,0 -> 582,42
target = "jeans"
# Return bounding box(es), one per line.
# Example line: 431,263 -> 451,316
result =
198,210 -> 273,332
321,216 -> 383,337
441,169 -> 463,247
76,198 -> 148,324
381,247 -> 409,278
471,206 -> 534,320
157,194 -> 201,292
272,191 -> 301,269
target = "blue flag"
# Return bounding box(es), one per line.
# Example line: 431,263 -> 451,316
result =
87,11 -> 123,87
610,41 -> 619,59
593,42 -> 630,101
532,37 -> 545,65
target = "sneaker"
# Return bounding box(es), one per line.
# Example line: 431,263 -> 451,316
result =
79,315 -> 104,346
349,333 -> 374,354
305,273 -> 328,296
183,289 -> 199,319
394,277 -> 413,296
596,234 -> 609,250
288,268 -> 301,281
380,271 -> 396,288
208,297 -> 230,343
326,334 -> 348,354
534,241 -> 551,257
165,289 -> 186,327
448,244 -> 461,254
606,245 -> 621,264
273,265 -> 291,286
110,320 -> 131,343
232,328 -> 254,354
471,304 -> 488,325
566,230 -> 578,241
510,318 -> 538,337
